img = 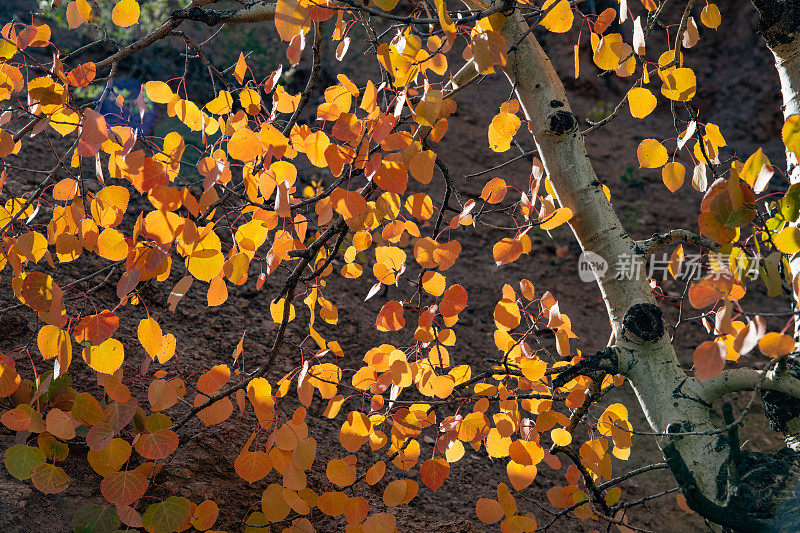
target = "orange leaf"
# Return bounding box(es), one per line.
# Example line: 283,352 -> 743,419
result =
481,178 -> 508,204
74,310 -> 119,345
235,448 -> 271,483
692,340 -> 726,381
758,332 -> 795,358
45,408 -> 76,440
191,500 -> 219,531
326,458 -> 356,487
493,238 -> 523,266
66,62 -> 96,87
197,364 -> 231,395
196,397 -> 234,427
688,274 -> 732,309
101,470 -> 148,506
662,162 -> 685,192
476,498 -> 503,524
420,457 -> 450,492
376,301 -> 405,331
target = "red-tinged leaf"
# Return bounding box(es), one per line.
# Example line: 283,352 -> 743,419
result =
31,463 -> 69,494
66,62 -> 96,87
1,407 -> 32,431
376,301 -> 405,331
101,470 -> 148,505
73,310 -> 119,345
116,503 -> 143,528
116,268 -> 141,299
134,429 -> 179,460
142,497 -> 193,533
86,422 -> 115,452
420,457 -> 450,492
196,364 -> 230,395
693,340 -> 726,381
167,275 -> 193,313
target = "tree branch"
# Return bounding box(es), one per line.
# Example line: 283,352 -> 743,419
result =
634,229 -> 719,256
551,347 -> 619,389
171,1 -> 277,26
282,21 -> 322,136
701,361 -> 800,401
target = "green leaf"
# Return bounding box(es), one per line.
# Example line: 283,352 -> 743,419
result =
71,504 -> 121,533
142,496 -> 193,533
781,184 -> 800,223
4,444 -> 45,480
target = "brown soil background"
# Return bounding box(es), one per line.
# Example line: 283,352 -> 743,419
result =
0,1 -> 793,531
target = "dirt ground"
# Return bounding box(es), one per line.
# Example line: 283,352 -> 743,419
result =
0,1 -> 793,531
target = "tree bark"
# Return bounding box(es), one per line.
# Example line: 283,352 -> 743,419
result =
752,0 -> 800,454
499,6 -> 800,528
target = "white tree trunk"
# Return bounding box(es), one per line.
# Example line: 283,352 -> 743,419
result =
753,0 -> 800,453
497,10 -> 734,511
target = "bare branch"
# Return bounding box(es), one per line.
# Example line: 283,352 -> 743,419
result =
701,359 -> 800,401
282,21 -> 322,136
634,229 -> 719,256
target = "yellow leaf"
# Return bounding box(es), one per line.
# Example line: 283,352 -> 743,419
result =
488,113 -> 521,152
145,81 -> 173,104
662,162 -> 685,192
83,338 -> 124,374
275,0 -> 311,42
539,0 -> 573,33
175,99 -> 203,131
540,207 -> 573,231
97,228 -> 129,261
270,298 -> 296,323
627,87 -> 656,119
112,0 -> 140,27
661,68 -> 696,102
637,138 -> 668,168
774,227 -> 800,254
138,318 -> 163,360
551,427 -> 572,446
700,4 -> 721,29
304,131 -> 330,168
206,91 -> 233,115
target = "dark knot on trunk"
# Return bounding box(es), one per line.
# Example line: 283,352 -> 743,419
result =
622,303 -> 664,342
548,110 -> 577,135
